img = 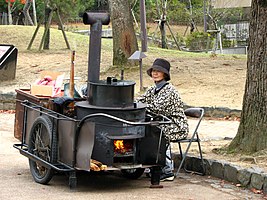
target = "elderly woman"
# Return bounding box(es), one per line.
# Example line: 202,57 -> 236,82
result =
137,58 -> 189,181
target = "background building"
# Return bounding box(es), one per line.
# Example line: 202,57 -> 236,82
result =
211,0 -> 251,9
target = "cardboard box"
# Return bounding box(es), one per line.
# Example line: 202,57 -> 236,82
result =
31,71 -> 64,97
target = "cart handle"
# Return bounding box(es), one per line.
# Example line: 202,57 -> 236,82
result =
77,112 -> 172,128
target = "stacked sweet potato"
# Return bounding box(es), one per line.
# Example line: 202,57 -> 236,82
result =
34,75 -> 56,86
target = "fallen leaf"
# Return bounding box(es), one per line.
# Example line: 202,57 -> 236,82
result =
0,110 -> 15,114
250,188 -> 263,194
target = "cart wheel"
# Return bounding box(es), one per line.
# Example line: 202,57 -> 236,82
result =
28,115 -> 57,184
121,168 -> 145,179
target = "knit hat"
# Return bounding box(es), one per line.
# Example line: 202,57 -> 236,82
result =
147,58 -> 171,81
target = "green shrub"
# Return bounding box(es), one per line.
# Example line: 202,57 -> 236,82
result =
185,32 -> 214,51
222,39 -> 232,48
176,33 -> 186,46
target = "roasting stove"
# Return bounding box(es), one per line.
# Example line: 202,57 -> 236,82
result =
75,12 -> 166,171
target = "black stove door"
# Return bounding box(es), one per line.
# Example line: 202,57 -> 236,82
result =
137,125 -> 166,166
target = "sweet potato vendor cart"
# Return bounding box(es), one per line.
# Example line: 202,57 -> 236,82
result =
13,12 -> 170,189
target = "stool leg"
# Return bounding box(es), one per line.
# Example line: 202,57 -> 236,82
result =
196,136 -> 205,175
69,171 -> 77,189
150,166 -> 163,188
175,142 -> 185,177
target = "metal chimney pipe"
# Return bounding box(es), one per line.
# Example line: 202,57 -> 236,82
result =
83,12 -> 110,83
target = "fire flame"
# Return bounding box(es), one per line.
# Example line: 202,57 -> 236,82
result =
114,140 -> 133,155
114,140 -> 125,151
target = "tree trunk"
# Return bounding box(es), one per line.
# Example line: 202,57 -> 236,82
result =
23,0 -> 34,26
43,7 -> 52,50
159,0 -> 167,49
32,0 -> 37,26
7,1 -> 12,25
108,0 -> 138,66
228,0 -> 267,153
160,20 -> 166,48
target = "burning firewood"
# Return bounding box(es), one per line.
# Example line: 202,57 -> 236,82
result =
90,162 -> 100,171
90,159 -> 107,171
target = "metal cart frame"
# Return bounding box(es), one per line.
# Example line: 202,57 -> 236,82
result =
14,100 -> 171,188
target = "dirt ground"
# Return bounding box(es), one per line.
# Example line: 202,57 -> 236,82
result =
1,49 -> 247,110
1,28 -> 266,177
1,113 -> 265,200
0,25 -> 247,110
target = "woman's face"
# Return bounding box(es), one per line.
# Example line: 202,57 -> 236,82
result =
151,69 -> 165,82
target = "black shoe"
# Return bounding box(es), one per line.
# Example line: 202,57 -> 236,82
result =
160,173 -> 175,181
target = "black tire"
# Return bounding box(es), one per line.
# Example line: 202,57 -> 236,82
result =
121,168 -> 145,179
28,115 -> 57,184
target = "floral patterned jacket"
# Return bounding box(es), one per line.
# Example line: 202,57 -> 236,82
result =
137,83 -> 189,141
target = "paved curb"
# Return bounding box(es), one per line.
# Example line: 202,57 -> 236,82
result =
0,91 -> 16,110
173,154 -> 267,194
